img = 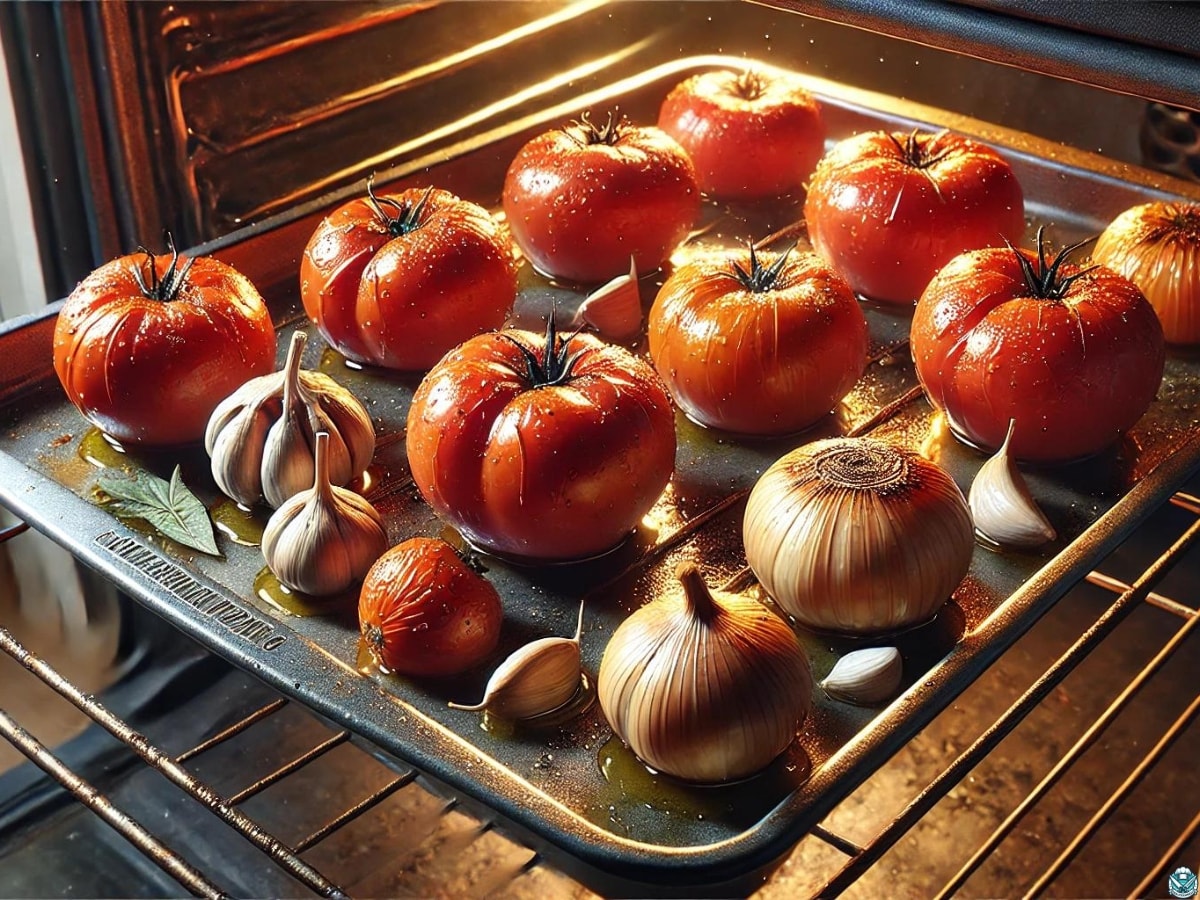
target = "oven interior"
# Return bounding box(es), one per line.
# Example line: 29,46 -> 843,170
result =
1,2 -> 1199,897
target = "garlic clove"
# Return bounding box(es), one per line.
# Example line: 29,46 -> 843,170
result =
820,646 -> 903,705
572,256 -> 641,340
449,597 -> 586,720
449,636 -> 582,720
969,420 -> 1056,549
209,394 -> 274,507
262,431 -> 387,597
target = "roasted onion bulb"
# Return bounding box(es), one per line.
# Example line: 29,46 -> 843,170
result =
1094,200 -> 1200,345
744,437 -> 974,634
597,562 -> 812,783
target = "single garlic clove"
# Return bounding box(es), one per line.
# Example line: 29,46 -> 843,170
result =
209,395 -> 274,507
820,646 -> 903,705
572,256 -> 641,340
262,431 -> 387,597
450,597 -> 586,720
969,420 -> 1057,549
449,636 -> 582,720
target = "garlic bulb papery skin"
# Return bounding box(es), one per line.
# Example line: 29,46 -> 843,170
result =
744,437 -> 974,635
261,431 -> 388,597
597,562 -> 812,784
449,597 -> 585,720
820,647 -> 903,706
206,330 -> 375,509
969,420 -> 1057,550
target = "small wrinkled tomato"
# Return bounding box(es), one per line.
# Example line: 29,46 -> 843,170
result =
359,538 -> 503,677
406,318 -> 677,562
648,243 -> 867,435
658,67 -> 825,199
300,184 -> 516,370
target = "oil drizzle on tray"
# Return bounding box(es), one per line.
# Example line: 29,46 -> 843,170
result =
78,427 -> 128,468
254,566 -> 356,617
596,734 -> 811,825
211,498 -> 266,547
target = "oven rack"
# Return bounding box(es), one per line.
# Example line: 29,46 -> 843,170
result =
2,486 -> 1198,898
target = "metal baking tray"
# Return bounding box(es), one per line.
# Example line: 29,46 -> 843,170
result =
3,57 -> 1200,896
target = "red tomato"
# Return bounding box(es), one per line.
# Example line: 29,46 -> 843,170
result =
804,129 -> 1025,305
406,319 -> 677,562
658,68 -> 825,199
501,112 -> 699,283
648,244 -> 867,435
911,229 -> 1165,463
53,239 -> 276,447
359,537 -> 503,677
300,185 -> 517,370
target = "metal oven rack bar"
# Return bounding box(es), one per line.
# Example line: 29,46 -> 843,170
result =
4,483 -> 1200,897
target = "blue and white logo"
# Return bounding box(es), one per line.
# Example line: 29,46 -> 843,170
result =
1169,866 -> 1198,899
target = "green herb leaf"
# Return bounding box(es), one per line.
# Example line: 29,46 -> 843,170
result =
95,465 -> 220,557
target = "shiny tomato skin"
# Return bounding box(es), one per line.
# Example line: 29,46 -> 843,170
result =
804,130 -> 1025,305
53,252 -> 276,447
501,120 -> 699,283
359,537 -> 503,677
658,68 -> 825,199
911,247 -> 1165,463
301,187 -> 517,370
406,330 -> 677,562
648,247 -> 867,435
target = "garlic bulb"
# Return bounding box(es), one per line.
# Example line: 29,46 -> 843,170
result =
261,431 -> 388,596
744,437 -> 974,634
572,256 -> 641,340
449,598 -> 585,720
969,420 -> 1056,549
597,562 -> 812,783
206,330 -> 375,508
820,647 -> 903,705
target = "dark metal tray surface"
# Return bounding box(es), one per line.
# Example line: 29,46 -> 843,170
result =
2,57 -> 1199,894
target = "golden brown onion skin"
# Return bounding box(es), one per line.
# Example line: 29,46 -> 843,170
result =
1094,201 -> 1200,345
744,437 -> 974,634
598,564 -> 812,783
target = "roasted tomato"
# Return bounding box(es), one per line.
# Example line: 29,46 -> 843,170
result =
359,537 -> 503,677
657,68 -> 825,199
911,228 -> 1165,463
300,184 -> 517,370
406,318 -> 677,562
648,243 -> 867,435
501,112 -> 699,283
53,238 -> 276,447
804,129 -> 1025,305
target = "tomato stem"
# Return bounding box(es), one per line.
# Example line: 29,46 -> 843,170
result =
730,69 -> 767,101
728,240 -> 797,292
131,232 -> 194,303
886,129 -> 954,170
1005,225 -> 1098,300
499,314 -> 586,388
365,176 -> 433,237
564,110 -> 625,147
